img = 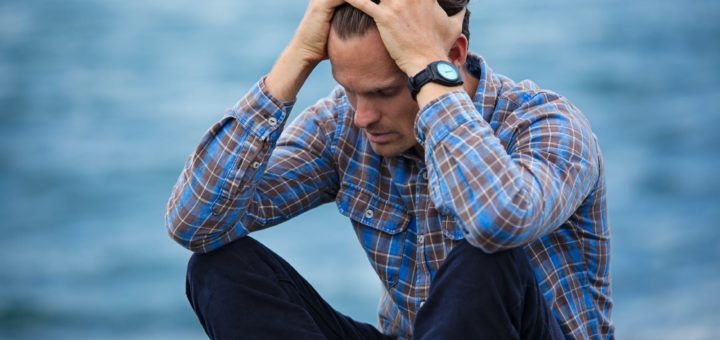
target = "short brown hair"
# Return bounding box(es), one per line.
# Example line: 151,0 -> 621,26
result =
331,0 -> 471,42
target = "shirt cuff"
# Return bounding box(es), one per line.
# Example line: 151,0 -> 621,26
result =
414,91 -> 482,149
226,76 -> 296,140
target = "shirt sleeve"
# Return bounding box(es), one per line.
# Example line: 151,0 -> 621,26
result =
416,89 -> 599,253
165,78 -> 340,253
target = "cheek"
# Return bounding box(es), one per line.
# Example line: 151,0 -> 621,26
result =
395,98 -> 419,131
380,104 -> 418,146
346,92 -> 357,110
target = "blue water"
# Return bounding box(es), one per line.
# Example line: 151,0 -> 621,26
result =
1,0 -> 718,338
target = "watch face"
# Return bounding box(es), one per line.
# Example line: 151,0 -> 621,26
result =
436,62 -> 459,81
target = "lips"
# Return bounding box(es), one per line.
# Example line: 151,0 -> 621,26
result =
366,131 -> 395,144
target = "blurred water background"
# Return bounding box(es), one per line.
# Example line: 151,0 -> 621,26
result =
1,0 -> 719,338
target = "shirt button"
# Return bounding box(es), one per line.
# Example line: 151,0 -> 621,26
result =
267,117 -> 278,126
422,171 -> 428,180
419,300 -> 426,308
364,209 -> 374,219
251,161 -> 261,169
417,234 -> 425,244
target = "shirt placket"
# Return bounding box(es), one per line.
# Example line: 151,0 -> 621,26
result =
414,167 -> 432,310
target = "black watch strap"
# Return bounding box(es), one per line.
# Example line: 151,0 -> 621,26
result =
407,61 -> 464,101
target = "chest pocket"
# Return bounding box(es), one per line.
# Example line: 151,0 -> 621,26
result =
336,183 -> 408,233
336,183 -> 409,288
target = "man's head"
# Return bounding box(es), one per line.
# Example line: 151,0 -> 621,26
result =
327,1 -> 471,157
331,0 -> 471,42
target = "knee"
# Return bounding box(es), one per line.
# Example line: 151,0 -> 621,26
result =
442,241 -> 534,284
186,236 -> 271,286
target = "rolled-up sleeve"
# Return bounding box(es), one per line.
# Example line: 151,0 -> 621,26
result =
166,77 -> 344,253
416,89 -> 599,253
164,78 -> 294,252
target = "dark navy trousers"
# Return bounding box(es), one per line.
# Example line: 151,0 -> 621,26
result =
185,236 -> 564,339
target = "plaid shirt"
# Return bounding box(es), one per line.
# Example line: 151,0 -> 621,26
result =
166,54 -> 613,339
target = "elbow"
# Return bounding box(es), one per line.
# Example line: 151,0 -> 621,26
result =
164,207 -> 247,254
166,226 -> 193,251
164,206 -> 214,254
465,236 -> 506,254
165,223 -> 218,254
465,221 -> 532,254
167,229 -> 212,254
463,188 -> 543,253
165,214 -> 204,253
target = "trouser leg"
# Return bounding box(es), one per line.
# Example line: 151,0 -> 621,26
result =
413,241 -> 565,340
185,236 -> 393,340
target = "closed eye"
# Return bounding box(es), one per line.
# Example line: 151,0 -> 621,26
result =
371,86 -> 401,98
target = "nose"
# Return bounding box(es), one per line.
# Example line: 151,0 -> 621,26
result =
353,97 -> 381,129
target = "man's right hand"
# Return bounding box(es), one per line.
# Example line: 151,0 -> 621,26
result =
293,0 -> 347,65
266,0 -> 345,102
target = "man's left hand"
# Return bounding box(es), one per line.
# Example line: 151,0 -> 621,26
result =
343,0 -> 466,76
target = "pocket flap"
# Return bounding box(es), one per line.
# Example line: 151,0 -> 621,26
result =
336,184 -> 408,234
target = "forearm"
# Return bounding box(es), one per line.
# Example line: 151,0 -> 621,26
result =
265,45 -> 318,102
418,92 -> 598,252
266,0 -> 346,102
167,0 -> 348,252
165,80 -> 293,253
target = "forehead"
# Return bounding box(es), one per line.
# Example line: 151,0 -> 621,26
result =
328,28 -> 406,93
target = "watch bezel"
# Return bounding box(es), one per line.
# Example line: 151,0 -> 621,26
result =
433,61 -> 461,82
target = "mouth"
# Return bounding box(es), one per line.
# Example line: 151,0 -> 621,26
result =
366,131 -> 396,144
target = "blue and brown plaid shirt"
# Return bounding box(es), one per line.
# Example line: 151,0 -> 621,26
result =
166,54 -> 613,339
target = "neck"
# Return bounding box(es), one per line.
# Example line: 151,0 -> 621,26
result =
461,66 -> 480,100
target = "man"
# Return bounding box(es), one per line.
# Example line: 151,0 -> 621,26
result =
166,0 -> 613,339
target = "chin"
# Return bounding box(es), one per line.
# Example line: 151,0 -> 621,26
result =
369,142 -> 410,157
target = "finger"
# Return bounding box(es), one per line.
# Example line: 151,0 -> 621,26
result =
343,0 -> 382,18
327,0 -> 346,7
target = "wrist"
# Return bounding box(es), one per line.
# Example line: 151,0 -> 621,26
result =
287,39 -> 324,68
416,83 -> 463,108
408,60 -> 464,102
266,47 -> 318,102
403,54 -> 449,77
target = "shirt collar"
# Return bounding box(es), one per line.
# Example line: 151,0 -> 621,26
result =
466,53 -> 500,123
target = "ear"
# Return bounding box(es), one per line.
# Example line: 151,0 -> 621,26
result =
447,34 -> 469,69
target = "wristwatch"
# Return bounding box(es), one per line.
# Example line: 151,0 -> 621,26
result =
407,61 -> 464,101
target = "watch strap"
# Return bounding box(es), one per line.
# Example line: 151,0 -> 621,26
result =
408,61 -> 464,101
